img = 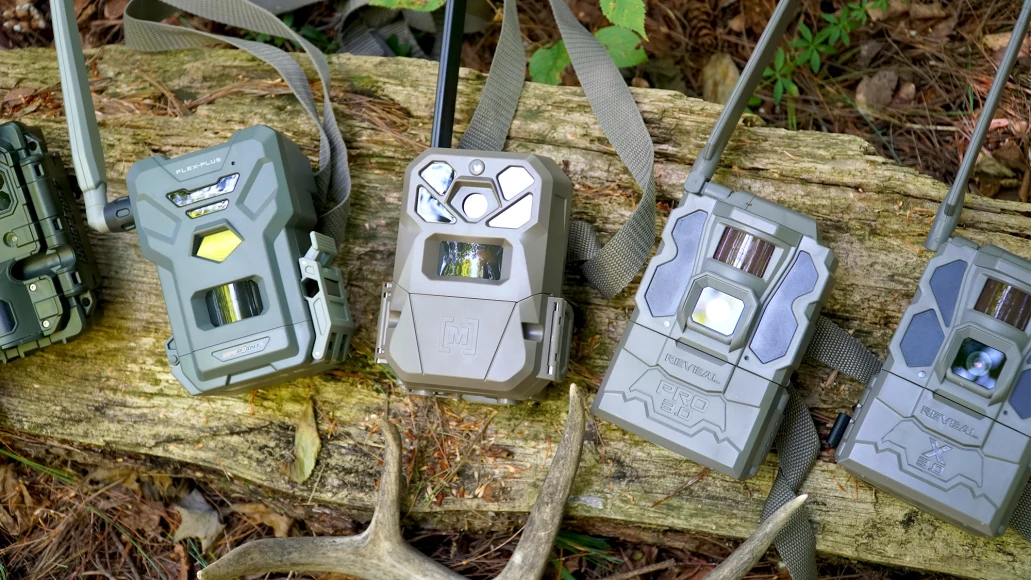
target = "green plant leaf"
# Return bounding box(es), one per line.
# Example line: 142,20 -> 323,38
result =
386,34 -> 413,57
529,41 -> 571,85
600,0 -> 648,39
748,95 -> 763,108
595,26 -> 648,68
774,78 -> 785,104
798,22 -> 812,41
370,0 -> 446,10
810,50 -> 821,73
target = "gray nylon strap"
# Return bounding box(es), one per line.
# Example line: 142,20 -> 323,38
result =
806,316 -> 883,385
248,0 -> 321,14
1012,483 -> 1031,541
761,392 -> 819,580
457,0 -> 522,151
548,0 -> 657,298
453,0 -> 656,297
122,0 -> 351,243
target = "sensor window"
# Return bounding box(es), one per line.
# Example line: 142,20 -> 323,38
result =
488,195 -> 533,229
975,278 -> 1031,330
691,287 -> 745,336
437,241 -> 503,280
168,174 -> 239,207
205,280 -> 263,327
416,186 -> 456,224
498,166 -> 534,200
420,162 -> 455,195
187,199 -> 230,219
0,300 -> 14,336
951,337 -> 1006,390
713,227 -> 775,277
195,228 -> 242,263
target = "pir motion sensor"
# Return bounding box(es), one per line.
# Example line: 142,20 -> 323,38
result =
2,0 -> 1031,549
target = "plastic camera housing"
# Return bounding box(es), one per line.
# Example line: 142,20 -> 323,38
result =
376,149 -> 573,404
593,182 -> 836,478
0,121 -> 101,361
128,125 -> 354,396
837,239 -> 1031,536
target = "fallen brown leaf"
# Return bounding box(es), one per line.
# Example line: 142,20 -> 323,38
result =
289,395 -> 322,483
701,53 -> 740,105
231,503 -> 294,538
172,490 -> 224,551
856,70 -> 899,110
908,2 -> 946,20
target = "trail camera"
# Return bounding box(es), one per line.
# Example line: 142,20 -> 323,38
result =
375,0 -> 575,404
0,0 -> 128,362
376,149 -> 573,403
0,121 -> 100,361
836,2 -> 1031,536
128,126 -> 354,396
592,0 -> 836,479
122,0 -> 356,396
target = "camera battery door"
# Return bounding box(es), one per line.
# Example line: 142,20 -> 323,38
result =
0,121 -> 101,362
128,125 -> 354,396
377,149 -> 574,403
593,185 -> 836,479
837,238 -> 1031,536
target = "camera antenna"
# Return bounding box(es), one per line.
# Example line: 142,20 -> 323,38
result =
684,0 -> 800,198
926,0 -> 1031,252
51,0 -> 113,233
430,0 -> 467,148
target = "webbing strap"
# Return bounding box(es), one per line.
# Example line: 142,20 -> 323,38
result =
806,316 -> 883,385
1012,484 -> 1031,541
548,0 -> 657,299
761,392 -> 819,580
456,0 -> 522,151
451,0 -> 656,297
122,0 -> 351,244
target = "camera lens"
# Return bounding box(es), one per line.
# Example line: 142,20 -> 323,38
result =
951,337 -> 1006,390
965,351 -> 992,377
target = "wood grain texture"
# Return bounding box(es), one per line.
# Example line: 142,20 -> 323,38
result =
2,46 -> 1030,578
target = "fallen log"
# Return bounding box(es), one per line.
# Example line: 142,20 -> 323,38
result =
1,46 -> 1030,578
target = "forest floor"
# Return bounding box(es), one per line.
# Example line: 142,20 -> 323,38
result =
1,0 -> 1027,578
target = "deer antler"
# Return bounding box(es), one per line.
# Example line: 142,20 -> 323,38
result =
197,384 -> 809,580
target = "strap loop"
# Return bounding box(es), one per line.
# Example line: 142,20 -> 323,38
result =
806,316 -> 883,385
761,392 -> 819,580
123,0 -> 351,244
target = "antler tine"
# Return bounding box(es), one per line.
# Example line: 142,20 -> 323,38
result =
198,386 -> 587,580
705,494 -> 810,580
494,384 -> 586,580
198,418 -> 461,580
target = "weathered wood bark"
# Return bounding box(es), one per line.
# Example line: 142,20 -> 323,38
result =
1,46 -> 1030,578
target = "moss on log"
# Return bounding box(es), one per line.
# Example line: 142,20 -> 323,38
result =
2,46 -> 1030,578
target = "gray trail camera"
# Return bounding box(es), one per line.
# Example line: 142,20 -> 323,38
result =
592,0 -> 836,479
128,126 -> 354,396
376,149 -> 573,403
375,0 -> 574,404
836,1 -> 1031,536
0,0 -> 131,362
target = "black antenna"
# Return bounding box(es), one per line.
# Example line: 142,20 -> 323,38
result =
925,0 -> 1031,252
431,0 -> 467,148
683,0 -> 801,198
